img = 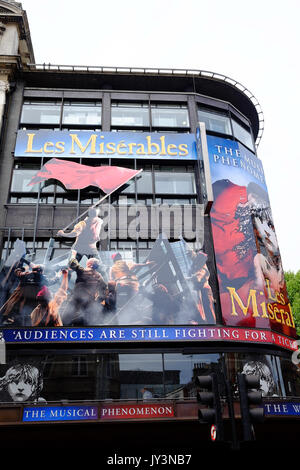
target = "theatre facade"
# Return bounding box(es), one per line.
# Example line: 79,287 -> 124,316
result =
0,0 -> 298,451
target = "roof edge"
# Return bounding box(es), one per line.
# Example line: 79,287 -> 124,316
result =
26,63 -> 264,148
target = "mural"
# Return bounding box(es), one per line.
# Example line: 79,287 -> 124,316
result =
0,234 -> 215,327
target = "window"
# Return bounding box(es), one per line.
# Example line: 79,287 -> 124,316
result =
111,102 -> 149,127
20,99 -> 102,129
198,108 -> 232,135
9,164 -> 74,204
62,101 -> 101,126
120,176 -> 136,195
71,356 -> 88,376
0,350 -> 223,402
154,169 -> 195,195
225,353 -> 300,398
10,168 -> 40,193
151,104 -> 189,128
118,353 -> 164,399
10,165 -> 57,203
163,353 -> 221,398
155,197 -> 196,205
55,192 -> 78,205
80,189 -> 102,205
136,171 -> 153,194
20,101 -> 61,125
134,165 -> 196,203
232,119 -> 254,150
1,350 -> 298,404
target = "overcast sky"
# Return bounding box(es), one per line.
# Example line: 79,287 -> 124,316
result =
20,0 -> 300,272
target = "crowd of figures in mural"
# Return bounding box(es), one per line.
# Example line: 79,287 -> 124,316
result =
0,218 -> 215,327
0,134 -> 296,336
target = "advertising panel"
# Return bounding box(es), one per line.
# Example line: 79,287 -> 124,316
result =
22,403 -> 174,422
1,130 -> 214,332
207,135 -> 296,338
0,235 -> 215,329
14,130 -> 198,160
1,129 -> 295,344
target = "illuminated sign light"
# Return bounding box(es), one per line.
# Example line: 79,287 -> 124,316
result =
23,405 -> 98,422
1,326 -> 297,351
14,130 -> 198,160
211,424 -> 217,441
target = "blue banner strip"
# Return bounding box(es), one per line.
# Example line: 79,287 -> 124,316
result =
2,326 -> 208,343
264,402 -> 300,416
23,405 -> 98,422
0,326 -> 296,352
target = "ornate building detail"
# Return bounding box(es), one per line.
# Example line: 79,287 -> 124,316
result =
0,20 -> 6,35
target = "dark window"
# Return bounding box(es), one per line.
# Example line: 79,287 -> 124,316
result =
0,351 -> 222,402
71,356 -> 88,376
163,353 -> 220,398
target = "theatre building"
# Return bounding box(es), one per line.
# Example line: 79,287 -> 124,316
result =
0,0 -> 298,453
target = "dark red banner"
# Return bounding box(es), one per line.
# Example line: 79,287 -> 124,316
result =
100,403 -> 175,420
29,158 -> 141,193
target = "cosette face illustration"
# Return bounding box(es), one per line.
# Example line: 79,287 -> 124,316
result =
7,376 -> 36,402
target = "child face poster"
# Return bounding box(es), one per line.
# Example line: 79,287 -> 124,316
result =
207,135 -> 296,338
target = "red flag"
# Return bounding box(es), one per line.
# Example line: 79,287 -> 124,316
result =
28,158 -> 142,193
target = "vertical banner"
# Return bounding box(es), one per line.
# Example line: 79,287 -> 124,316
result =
207,135 -> 296,338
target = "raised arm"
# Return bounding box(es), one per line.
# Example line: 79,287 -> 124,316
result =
57,221 -> 85,238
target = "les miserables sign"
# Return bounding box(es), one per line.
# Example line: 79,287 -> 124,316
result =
14,130 -> 197,160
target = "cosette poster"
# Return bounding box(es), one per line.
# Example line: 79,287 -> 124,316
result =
208,135 -> 296,338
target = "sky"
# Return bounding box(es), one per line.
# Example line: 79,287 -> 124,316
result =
19,0 -> 300,272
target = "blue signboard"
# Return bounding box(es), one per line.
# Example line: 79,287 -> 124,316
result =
23,405 -> 98,422
14,130 -> 198,160
264,402 -> 300,416
0,326 -> 296,351
207,135 -> 267,189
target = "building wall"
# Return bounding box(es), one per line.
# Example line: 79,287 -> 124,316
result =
0,68 -> 297,438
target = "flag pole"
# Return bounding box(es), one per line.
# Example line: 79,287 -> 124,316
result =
59,169 -> 143,232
